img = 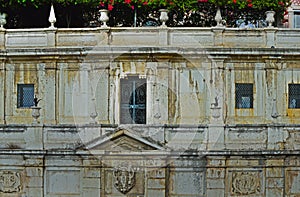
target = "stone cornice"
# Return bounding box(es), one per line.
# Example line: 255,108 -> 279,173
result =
1,47 -> 300,59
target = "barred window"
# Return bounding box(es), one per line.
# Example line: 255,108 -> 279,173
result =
289,84 -> 300,109
235,83 -> 253,109
17,84 -> 34,108
120,76 -> 146,124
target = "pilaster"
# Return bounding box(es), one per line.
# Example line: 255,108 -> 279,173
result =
45,28 -> 56,47
207,56 -> 226,150
0,28 -> 5,49
212,27 -> 225,47
265,28 -> 278,48
206,156 -> 226,197
0,60 -> 4,124
158,28 -> 168,46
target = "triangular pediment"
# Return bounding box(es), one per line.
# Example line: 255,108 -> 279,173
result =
81,129 -> 164,151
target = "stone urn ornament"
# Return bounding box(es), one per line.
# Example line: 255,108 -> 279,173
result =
99,9 -> 109,27
265,11 -> 275,27
159,9 -> 169,27
31,96 -> 42,124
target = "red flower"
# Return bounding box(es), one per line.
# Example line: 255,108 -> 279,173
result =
143,1 -> 148,5
99,2 -> 105,7
198,0 -> 208,2
233,0 -> 237,3
131,5 -> 135,9
125,0 -> 131,4
108,4 -> 114,10
278,1 -> 284,6
248,3 -> 253,7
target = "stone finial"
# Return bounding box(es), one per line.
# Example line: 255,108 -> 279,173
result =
215,7 -> 225,27
48,4 -> 56,28
0,13 -> 7,29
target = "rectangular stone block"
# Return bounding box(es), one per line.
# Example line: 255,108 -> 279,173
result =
0,156 -> 25,166
28,176 -> 43,187
206,157 -> 226,166
266,159 -> 284,167
207,168 -> 225,179
266,178 -> 284,188
110,31 -> 159,46
223,30 -> 265,48
147,178 -> 165,189
26,167 -> 43,177
225,128 -> 267,150
27,187 -> 43,197
165,128 -> 206,150
45,157 -> 82,167
46,170 -> 80,195
169,170 -> 204,195
147,189 -> 165,197
82,178 -> 100,188
6,32 -> 47,48
57,32 -> 98,46
83,168 -> 100,178
227,159 -> 260,167
207,189 -> 224,197
276,31 -> 300,48
207,179 -> 225,189
266,188 -> 284,197
266,168 -> 283,178
82,188 -> 100,197
170,30 -> 214,47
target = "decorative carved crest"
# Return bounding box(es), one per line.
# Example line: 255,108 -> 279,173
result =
231,171 -> 260,195
113,164 -> 135,194
0,171 -> 21,193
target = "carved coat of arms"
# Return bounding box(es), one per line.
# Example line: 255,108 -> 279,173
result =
0,171 -> 21,193
113,165 -> 135,194
232,171 -> 260,195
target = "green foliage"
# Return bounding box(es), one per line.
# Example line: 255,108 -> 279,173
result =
0,0 -> 292,28
0,0 -> 291,11
207,0 -> 290,10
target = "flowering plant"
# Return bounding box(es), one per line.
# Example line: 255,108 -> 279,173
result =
99,0 -> 176,11
99,0 -> 291,11
199,0 -> 291,10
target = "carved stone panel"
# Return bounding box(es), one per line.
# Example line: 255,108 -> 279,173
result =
103,162 -> 145,196
113,164 -> 136,194
0,171 -> 21,193
228,170 -> 264,196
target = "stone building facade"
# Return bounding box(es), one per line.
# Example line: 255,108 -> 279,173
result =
0,26 -> 300,197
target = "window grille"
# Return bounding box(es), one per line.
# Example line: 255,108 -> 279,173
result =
17,84 -> 34,108
120,76 -> 146,124
294,12 -> 300,28
289,84 -> 300,109
235,83 -> 253,109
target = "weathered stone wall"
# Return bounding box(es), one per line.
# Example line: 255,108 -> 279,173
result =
0,27 -> 300,196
